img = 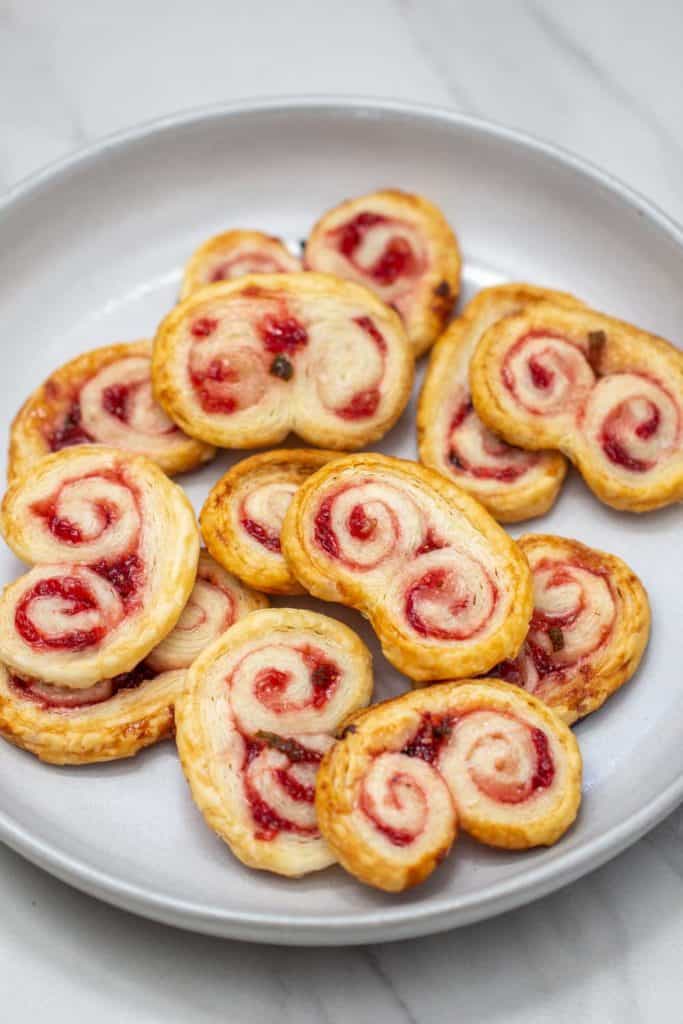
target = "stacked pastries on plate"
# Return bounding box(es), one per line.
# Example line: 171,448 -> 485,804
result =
4,186 -> 679,892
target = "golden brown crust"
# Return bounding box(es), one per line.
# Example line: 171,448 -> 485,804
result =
152,273 -> 414,450
281,453 -> 533,682
316,679 -> 582,890
200,449 -> 342,594
304,189 -> 461,357
0,446 -> 199,687
175,608 -> 374,877
0,550 -> 267,765
418,284 -> 583,521
181,230 -> 301,297
470,303 -> 683,512
492,534 -> 650,724
8,340 -> 214,483
0,664 -> 183,765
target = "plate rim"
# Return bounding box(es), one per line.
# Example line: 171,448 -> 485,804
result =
1,95 -> 682,945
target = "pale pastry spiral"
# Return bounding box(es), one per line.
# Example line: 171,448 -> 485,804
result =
0,552 -> 266,763
8,341 -> 214,482
492,534 -> 650,723
316,679 -> 582,891
418,285 -> 579,521
0,446 -> 199,687
175,608 -> 373,877
181,229 -> 301,297
281,454 -> 533,682
469,303 -> 683,511
146,550 -> 268,672
304,189 -> 461,356
152,273 -> 414,451
200,449 -> 341,594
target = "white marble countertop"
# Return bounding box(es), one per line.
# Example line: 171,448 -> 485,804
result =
2,1 -> 683,1020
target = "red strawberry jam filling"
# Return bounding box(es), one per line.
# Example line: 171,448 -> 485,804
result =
404,565 -> 497,641
354,315 -> 388,353
210,254 -> 288,282
253,648 -> 340,712
401,714 -> 453,763
15,576 -> 106,651
359,773 -> 425,848
313,489 -> 401,570
33,496 -> 118,546
101,382 -> 133,421
502,330 -> 593,414
243,732 -> 323,841
240,516 -> 281,552
401,712 -> 554,803
47,401 -> 94,452
447,400 -> 533,482
347,504 -> 377,541
414,528 -> 446,556
189,341 -> 268,415
258,314 -> 308,355
190,317 -> 219,338
314,498 -> 339,559
92,552 -> 144,604
332,315 -> 387,421
600,396 -> 661,472
336,388 -> 380,420
531,727 -> 554,789
302,647 -> 341,707
189,360 -> 238,414
9,660 -> 157,710
465,713 -> 554,801
334,212 -> 419,286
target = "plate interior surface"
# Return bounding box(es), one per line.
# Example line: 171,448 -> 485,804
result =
0,101 -> 681,944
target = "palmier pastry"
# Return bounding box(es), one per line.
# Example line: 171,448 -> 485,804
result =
418,284 -> 585,521
304,189 -> 461,357
492,535 -> 649,724
470,303 -> 683,512
176,608 -> 373,877
281,454 -> 533,681
200,449 -> 341,595
152,273 -> 414,450
0,446 -> 199,687
316,679 -> 581,891
0,551 -> 267,764
181,229 -> 301,298
8,341 -> 214,483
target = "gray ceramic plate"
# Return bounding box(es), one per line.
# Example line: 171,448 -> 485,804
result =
0,99 -> 681,945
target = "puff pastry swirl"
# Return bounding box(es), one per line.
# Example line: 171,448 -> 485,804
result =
281,454 -> 533,681
181,229 -> 301,298
316,679 -> 582,891
492,534 -> 649,724
304,189 -> 461,357
152,273 -> 414,450
175,608 -> 373,877
8,340 -> 214,483
0,446 -> 199,687
200,449 -> 342,595
0,551 -> 267,764
418,285 -> 583,521
470,303 -> 683,512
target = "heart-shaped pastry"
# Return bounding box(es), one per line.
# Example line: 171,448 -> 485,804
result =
470,303 -> 683,512
8,340 -> 214,483
176,608 -> 373,877
152,273 -> 414,450
281,454 -> 533,681
304,189 -> 460,356
316,679 -> 581,891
